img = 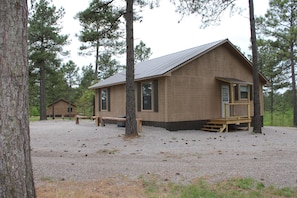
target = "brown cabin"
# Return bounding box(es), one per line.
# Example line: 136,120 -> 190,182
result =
89,39 -> 267,132
47,99 -> 77,118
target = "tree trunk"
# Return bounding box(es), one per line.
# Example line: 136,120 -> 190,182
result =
125,0 -> 137,136
40,60 -> 47,120
249,0 -> 262,133
270,87 -> 274,126
95,39 -> 99,80
290,42 -> 297,126
0,0 -> 36,197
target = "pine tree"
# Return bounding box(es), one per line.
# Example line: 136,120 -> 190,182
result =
257,0 -> 297,126
135,40 -> 152,64
257,38 -> 289,125
62,60 -> 79,118
28,0 -> 68,120
76,0 -> 125,80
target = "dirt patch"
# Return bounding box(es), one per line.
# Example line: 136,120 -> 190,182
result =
36,177 -> 145,198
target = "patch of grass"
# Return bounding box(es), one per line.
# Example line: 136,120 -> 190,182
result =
180,180 -> 218,198
273,187 -> 295,197
29,116 -> 74,122
264,111 -> 293,127
236,178 -> 255,190
143,179 -> 159,195
40,176 -> 54,182
29,116 -> 40,122
142,177 -> 297,198
96,148 -> 119,155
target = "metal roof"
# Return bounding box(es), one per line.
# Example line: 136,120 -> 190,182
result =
89,39 -> 232,89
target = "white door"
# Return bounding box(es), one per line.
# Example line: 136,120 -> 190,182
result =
221,85 -> 230,118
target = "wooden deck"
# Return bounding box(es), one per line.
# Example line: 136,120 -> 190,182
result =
202,117 -> 251,132
201,101 -> 252,132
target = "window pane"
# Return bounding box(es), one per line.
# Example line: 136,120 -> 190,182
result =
240,85 -> 248,99
240,86 -> 248,92
101,89 -> 107,110
142,82 -> 152,110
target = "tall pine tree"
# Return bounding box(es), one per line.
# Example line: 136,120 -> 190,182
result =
257,39 -> 289,125
28,0 -> 68,120
76,0 -> 125,80
257,0 -> 297,126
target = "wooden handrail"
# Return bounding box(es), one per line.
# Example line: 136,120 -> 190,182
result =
224,102 -> 251,120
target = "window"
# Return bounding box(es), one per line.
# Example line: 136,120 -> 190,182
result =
67,107 -> 73,113
240,85 -> 248,99
142,82 -> 152,110
101,89 -> 107,110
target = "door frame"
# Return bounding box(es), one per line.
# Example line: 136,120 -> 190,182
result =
221,84 -> 230,118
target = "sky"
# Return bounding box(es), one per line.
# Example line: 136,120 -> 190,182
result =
51,0 -> 270,69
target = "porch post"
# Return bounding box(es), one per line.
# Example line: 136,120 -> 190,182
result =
230,83 -> 234,117
230,83 -> 234,103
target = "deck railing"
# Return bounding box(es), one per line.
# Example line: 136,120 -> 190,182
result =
224,103 -> 251,121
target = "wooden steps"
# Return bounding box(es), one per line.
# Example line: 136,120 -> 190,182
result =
201,122 -> 227,132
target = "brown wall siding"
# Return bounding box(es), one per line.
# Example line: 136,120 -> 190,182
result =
166,71 -> 220,121
95,79 -> 167,122
136,78 -> 166,122
47,100 -> 77,117
165,45 -> 263,122
95,85 -> 126,117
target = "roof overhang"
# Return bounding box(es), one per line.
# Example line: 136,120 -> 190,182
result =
216,77 -> 253,85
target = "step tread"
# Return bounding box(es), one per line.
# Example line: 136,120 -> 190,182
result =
201,128 -> 221,132
203,125 -> 222,128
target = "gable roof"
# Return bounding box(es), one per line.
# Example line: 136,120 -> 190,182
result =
47,98 -> 76,107
89,39 -> 263,89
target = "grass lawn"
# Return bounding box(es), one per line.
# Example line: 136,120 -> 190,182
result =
264,110 -> 293,127
142,177 -> 297,198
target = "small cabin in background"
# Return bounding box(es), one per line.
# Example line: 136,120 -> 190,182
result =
47,99 -> 77,119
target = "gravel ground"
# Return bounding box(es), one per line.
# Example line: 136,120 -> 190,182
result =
31,119 -> 297,188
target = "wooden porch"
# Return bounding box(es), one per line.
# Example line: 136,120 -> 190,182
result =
202,103 -> 252,132
201,77 -> 253,132
202,116 -> 251,132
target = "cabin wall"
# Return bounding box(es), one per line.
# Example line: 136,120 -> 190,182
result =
135,78 -> 167,122
47,101 -> 77,117
95,84 -> 126,117
165,44 -> 264,122
94,79 -> 167,122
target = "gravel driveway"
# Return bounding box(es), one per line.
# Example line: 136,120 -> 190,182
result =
31,120 -> 297,188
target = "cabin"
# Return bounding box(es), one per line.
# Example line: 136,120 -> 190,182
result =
89,39 -> 267,132
47,99 -> 77,119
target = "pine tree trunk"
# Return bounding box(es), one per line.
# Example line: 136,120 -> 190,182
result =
290,42 -> 297,126
95,40 -> 99,80
249,0 -> 262,133
0,0 -> 36,197
40,60 -> 47,120
270,87 -> 274,126
125,0 -> 137,136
